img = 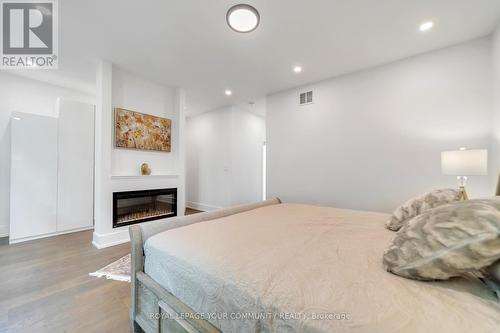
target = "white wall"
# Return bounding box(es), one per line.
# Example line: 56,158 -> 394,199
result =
186,106 -> 265,210
0,72 -> 94,237
231,106 -> 267,204
492,25 -> 500,194
267,37 -> 495,213
187,107 -> 232,209
93,63 -> 186,248
112,68 -> 178,176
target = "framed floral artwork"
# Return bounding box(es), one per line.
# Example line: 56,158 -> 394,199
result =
114,108 -> 171,152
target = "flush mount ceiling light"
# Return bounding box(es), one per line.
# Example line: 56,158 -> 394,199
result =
419,21 -> 434,32
225,89 -> 233,96
226,4 -> 260,33
293,65 -> 303,73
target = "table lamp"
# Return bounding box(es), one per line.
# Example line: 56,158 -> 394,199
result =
441,148 -> 488,200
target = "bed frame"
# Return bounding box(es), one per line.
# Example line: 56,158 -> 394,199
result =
129,198 -> 282,333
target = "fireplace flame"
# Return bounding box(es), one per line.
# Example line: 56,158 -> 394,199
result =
117,209 -> 175,223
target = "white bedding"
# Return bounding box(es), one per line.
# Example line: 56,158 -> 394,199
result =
144,203 -> 500,333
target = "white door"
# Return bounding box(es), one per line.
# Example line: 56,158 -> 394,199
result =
10,113 -> 58,242
56,100 -> 95,232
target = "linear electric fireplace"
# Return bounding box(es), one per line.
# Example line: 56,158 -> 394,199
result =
113,188 -> 177,228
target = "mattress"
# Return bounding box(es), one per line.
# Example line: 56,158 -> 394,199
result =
144,203 -> 500,333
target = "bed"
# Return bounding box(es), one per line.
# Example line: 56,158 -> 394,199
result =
129,198 -> 500,333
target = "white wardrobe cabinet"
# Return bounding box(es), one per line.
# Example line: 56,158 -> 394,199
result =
10,100 -> 95,243
57,100 -> 95,232
10,113 -> 58,241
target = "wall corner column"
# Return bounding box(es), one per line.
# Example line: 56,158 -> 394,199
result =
93,60 -> 113,245
175,88 -> 187,216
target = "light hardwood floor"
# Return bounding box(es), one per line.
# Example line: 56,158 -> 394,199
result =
185,207 -> 202,215
0,230 -> 132,333
0,208 -> 202,333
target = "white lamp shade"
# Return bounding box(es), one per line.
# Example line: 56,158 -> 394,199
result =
441,149 -> 488,176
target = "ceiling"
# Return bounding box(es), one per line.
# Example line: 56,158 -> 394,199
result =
10,0 -> 500,115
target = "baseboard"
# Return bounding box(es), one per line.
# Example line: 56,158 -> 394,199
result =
9,226 -> 94,244
186,201 -> 223,212
0,224 -> 9,237
92,229 -> 130,249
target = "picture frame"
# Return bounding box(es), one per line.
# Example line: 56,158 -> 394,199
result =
114,108 -> 171,152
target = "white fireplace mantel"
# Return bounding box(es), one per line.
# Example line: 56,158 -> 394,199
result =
110,174 -> 179,180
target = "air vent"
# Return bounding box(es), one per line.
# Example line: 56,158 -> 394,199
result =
299,91 -> 313,105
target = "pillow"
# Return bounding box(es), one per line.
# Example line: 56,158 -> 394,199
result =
486,260 -> 500,283
383,199 -> 500,281
385,189 -> 461,231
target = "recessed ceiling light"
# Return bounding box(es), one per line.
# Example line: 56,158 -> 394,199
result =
226,4 -> 260,33
419,21 -> 434,32
293,66 -> 303,73
225,90 -> 233,96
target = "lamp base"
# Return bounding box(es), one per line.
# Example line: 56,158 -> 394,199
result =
458,186 -> 469,200
456,176 -> 469,200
